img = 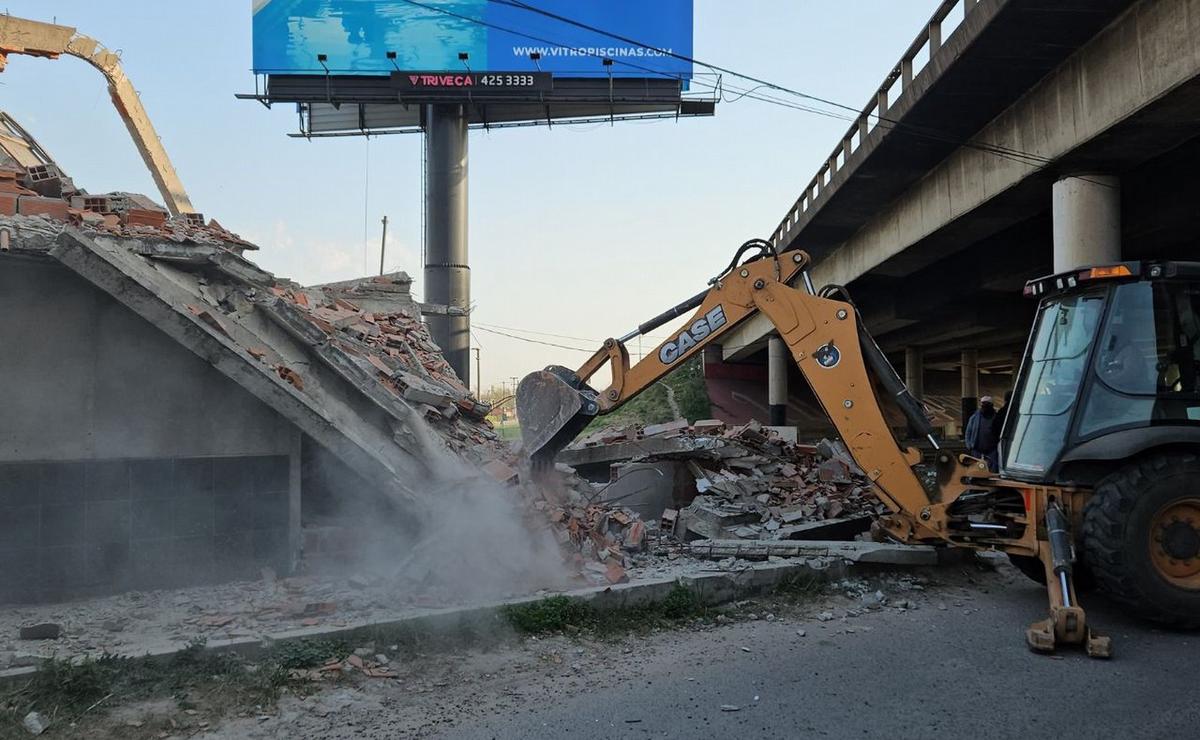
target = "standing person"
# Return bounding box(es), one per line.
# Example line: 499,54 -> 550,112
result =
965,395 -> 1000,471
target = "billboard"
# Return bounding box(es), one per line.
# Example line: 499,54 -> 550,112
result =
251,0 -> 693,80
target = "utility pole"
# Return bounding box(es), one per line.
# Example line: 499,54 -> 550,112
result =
378,215 -> 388,276
471,347 -> 481,399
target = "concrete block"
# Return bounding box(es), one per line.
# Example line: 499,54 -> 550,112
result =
687,539 -> 939,565
643,419 -> 689,437
597,461 -> 681,521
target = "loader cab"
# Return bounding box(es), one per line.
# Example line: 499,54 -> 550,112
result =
1001,261 -> 1200,485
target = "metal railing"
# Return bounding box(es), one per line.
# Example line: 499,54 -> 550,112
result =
770,0 -> 980,248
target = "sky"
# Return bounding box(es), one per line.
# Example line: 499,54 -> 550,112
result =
0,0 -> 940,393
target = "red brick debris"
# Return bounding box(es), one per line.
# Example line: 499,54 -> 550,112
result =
0,163 -> 258,251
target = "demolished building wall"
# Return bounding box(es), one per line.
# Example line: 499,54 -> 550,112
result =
0,257 -> 299,603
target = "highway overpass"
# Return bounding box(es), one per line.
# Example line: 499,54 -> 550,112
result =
716,0 -> 1200,432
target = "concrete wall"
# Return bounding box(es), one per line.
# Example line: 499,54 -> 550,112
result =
0,258 -> 300,603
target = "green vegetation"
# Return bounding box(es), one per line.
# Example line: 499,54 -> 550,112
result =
0,637 -> 348,738
585,355 -> 712,432
502,583 -> 709,638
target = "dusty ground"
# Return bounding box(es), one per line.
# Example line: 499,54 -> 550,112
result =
36,563 -> 965,739
0,551 -> 721,669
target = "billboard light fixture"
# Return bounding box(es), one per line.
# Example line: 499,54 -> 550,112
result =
386,50 -> 399,71
601,58 -> 613,66
459,51 -> 471,73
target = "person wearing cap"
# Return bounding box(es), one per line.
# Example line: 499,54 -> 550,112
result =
965,395 -> 1000,471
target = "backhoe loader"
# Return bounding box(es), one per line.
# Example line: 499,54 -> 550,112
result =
517,240 -> 1200,656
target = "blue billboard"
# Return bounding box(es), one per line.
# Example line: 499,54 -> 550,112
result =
252,0 -> 693,79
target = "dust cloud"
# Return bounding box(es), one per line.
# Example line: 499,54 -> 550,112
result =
309,412 -> 571,604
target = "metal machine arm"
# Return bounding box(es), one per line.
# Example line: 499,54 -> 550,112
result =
0,15 -> 195,216
516,241 -> 1111,657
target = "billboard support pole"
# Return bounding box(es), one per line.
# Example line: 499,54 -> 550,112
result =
424,103 -> 471,383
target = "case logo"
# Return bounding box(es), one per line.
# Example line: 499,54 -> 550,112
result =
659,306 -> 728,365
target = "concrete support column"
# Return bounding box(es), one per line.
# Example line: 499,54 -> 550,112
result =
768,335 -> 787,426
904,346 -> 924,401
1052,174 -> 1121,272
961,349 -> 979,430
424,104 -> 470,381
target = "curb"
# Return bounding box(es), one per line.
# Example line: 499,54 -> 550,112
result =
0,551 -> 939,690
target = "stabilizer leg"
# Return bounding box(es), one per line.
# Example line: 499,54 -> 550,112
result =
1025,502 -> 1112,658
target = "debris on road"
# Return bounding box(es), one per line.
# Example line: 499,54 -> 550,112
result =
18,623 -> 61,641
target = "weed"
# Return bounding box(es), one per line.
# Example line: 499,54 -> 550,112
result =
273,639 -> 349,670
0,636 -> 351,737
503,584 -> 708,638
504,596 -> 594,633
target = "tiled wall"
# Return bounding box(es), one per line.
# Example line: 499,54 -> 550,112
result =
0,455 -> 291,604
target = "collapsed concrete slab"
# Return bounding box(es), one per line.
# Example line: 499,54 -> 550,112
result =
0,215 -> 495,602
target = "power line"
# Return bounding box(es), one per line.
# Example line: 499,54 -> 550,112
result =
486,0 -> 1078,174
473,324 -> 596,352
475,320 -> 669,344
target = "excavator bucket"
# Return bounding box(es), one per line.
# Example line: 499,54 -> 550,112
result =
516,366 -> 600,465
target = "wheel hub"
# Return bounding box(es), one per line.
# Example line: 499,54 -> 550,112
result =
1150,498 -> 1200,588
1162,521 -> 1200,561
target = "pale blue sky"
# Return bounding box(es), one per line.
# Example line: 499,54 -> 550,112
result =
0,1 -> 938,390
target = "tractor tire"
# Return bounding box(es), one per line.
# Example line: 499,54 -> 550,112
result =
1083,452 -> 1200,628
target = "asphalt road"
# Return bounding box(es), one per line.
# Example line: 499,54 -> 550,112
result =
446,577 -> 1198,740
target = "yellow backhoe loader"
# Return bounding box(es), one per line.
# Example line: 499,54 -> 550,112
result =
518,240 -> 1200,656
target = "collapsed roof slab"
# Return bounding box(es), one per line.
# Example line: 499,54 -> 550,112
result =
4,219 -> 466,510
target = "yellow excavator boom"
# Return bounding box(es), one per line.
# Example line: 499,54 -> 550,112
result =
0,15 -> 195,216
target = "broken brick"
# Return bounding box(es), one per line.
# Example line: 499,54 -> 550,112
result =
17,195 -> 69,220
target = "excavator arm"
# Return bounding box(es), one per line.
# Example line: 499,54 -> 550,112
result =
520,241 -> 952,539
517,239 -> 1111,657
0,15 -> 195,216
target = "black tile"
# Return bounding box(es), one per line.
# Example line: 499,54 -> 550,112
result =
130,540 -> 177,590
39,545 -> 88,589
0,548 -> 39,589
251,456 -> 290,494
85,460 -> 129,501
0,463 -> 41,508
40,503 -> 85,548
175,458 -> 214,497
213,492 -> 254,534
212,457 -> 254,496
0,586 -> 38,606
252,490 -> 290,530
129,459 -> 174,499
173,494 -> 214,538
85,500 -> 130,544
0,505 -> 39,550
130,498 -> 173,541
86,542 -> 131,589
173,537 -> 215,586
214,532 -> 256,580
40,462 -> 85,506
252,527 -> 289,569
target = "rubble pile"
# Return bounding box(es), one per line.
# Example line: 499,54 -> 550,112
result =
480,459 -> 650,586
572,418 -> 886,544
266,284 -> 494,450
0,155 -> 499,456
0,164 -> 257,252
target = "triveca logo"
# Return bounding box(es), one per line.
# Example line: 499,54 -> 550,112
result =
659,306 -> 728,365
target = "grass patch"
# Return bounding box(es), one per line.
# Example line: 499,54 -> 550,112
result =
0,637 -> 351,738
585,355 -> 711,432
502,584 -> 709,639
770,572 -> 830,605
